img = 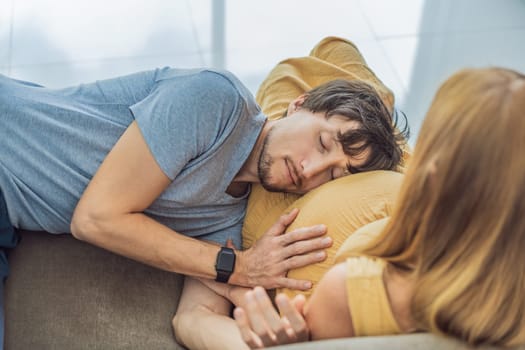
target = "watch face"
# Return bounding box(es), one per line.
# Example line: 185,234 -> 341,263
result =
217,249 -> 235,271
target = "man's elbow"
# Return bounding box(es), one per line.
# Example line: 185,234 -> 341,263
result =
70,206 -> 106,242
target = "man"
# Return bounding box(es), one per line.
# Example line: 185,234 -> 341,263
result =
0,66 -> 402,343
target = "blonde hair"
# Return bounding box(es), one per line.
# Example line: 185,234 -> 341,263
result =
364,67 -> 525,346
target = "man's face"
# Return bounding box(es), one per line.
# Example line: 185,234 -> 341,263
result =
257,109 -> 369,194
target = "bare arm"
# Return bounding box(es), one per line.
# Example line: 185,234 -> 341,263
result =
304,262 -> 354,340
197,278 -> 252,308
173,277 -> 249,350
71,121 -> 332,288
71,121 -> 219,279
232,262 -> 354,348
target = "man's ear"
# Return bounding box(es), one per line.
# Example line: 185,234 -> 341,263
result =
286,94 -> 307,116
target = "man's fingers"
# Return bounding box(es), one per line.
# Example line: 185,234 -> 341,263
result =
265,208 -> 299,237
281,236 -> 331,259
274,277 -> 313,291
282,250 -> 328,273
280,225 -> 328,246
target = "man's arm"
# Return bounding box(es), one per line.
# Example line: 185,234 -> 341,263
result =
173,277 -> 249,350
71,121 -> 332,289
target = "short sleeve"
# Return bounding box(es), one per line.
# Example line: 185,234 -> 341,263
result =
345,257 -> 401,336
130,70 -> 242,180
200,220 -> 243,249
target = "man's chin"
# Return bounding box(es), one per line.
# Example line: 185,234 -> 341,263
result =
260,181 -> 304,195
260,182 -> 283,193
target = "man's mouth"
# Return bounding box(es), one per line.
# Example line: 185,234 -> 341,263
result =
285,158 -> 298,187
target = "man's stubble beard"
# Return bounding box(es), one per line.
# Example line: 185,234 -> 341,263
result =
257,127 -> 282,193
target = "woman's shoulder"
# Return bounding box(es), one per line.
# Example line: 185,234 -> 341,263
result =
304,262 -> 355,340
345,255 -> 387,278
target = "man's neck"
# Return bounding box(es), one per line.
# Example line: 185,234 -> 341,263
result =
231,120 -> 274,184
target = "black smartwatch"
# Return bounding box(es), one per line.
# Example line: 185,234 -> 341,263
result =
215,247 -> 236,283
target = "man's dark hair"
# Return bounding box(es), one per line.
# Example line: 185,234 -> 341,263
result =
300,79 -> 409,173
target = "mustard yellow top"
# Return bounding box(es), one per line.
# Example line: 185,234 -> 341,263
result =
345,256 -> 401,336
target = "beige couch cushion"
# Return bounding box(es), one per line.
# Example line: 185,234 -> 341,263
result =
273,333 -> 516,350
5,231 -> 185,350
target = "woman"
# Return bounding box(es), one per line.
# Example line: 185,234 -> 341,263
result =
233,67 -> 525,348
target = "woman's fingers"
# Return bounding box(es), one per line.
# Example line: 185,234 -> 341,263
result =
234,307 -> 264,349
275,293 -> 310,342
244,290 -> 277,346
253,287 -> 291,344
234,287 -> 310,348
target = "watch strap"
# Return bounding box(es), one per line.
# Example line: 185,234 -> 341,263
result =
215,269 -> 232,283
215,247 -> 236,283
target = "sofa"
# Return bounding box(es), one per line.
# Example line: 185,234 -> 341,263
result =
5,230 -> 184,350
5,231 -> 525,350
6,231 -> 522,349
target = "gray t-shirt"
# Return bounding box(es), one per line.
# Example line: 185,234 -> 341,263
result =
0,68 -> 266,247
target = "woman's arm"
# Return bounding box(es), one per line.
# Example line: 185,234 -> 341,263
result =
198,278 -> 252,308
304,262 -> 354,340
233,262 -> 354,348
173,277 -> 249,350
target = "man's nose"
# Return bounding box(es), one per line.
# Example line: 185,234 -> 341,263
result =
300,154 -> 335,181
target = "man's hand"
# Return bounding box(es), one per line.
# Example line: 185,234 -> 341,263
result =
234,286 -> 309,348
231,208 -> 332,290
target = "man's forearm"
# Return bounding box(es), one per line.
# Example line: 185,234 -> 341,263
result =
71,205 -> 331,290
71,211 -> 221,279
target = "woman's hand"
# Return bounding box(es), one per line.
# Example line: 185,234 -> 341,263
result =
234,286 -> 309,348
